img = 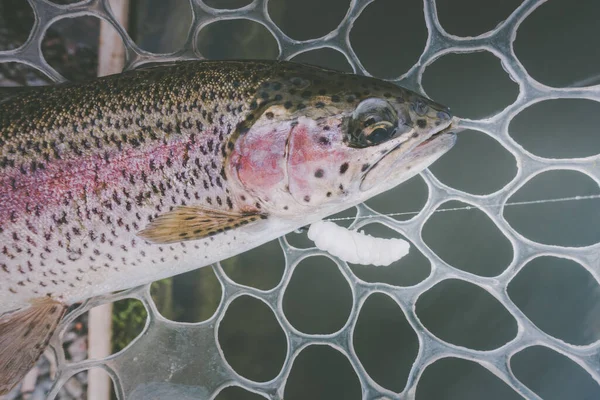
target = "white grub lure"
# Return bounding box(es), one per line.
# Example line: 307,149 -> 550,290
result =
307,221 -> 410,266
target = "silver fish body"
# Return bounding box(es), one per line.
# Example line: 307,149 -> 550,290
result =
0,60 -> 454,393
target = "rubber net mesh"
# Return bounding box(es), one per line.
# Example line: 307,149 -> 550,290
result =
2,0 -> 600,399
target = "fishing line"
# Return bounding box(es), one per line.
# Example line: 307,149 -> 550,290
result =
326,194 -> 600,222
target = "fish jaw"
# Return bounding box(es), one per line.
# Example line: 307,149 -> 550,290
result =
359,121 -> 456,193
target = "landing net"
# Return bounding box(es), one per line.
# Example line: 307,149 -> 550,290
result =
1,0 -> 599,399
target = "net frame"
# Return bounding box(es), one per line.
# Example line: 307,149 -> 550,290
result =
1,0 -> 599,399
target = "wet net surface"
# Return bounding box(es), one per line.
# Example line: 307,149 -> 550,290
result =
2,0 -> 600,399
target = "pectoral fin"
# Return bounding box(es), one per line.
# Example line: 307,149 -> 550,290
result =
138,206 -> 266,244
0,299 -> 66,394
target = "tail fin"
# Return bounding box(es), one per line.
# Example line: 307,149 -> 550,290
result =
0,299 -> 66,394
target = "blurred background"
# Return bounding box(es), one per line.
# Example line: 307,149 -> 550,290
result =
1,0 -> 600,399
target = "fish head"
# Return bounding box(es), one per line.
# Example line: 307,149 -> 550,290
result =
227,63 -> 456,218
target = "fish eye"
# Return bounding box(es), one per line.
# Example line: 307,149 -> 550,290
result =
348,98 -> 399,148
364,121 -> 396,145
363,117 -> 377,127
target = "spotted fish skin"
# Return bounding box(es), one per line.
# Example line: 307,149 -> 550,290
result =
1,61 -> 267,310
0,60 -> 454,313
0,59 -> 457,393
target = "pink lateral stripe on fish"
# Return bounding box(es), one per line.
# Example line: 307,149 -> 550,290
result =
0,60 -> 456,393
0,137 -> 194,222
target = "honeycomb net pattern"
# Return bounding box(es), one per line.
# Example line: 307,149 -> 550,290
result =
2,0 -> 600,399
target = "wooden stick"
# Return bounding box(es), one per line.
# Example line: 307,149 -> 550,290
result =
88,1 -> 129,399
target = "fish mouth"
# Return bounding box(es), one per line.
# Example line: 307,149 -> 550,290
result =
415,122 -> 455,148
374,119 -> 455,168
359,121 -> 457,192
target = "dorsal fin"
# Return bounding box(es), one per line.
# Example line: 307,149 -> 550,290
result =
137,206 -> 266,244
0,298 -> 66,394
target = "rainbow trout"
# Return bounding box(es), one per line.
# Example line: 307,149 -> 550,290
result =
0,60 -> 455,392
